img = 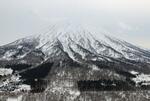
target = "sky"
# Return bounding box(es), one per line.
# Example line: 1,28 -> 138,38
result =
0,0 -> 150,48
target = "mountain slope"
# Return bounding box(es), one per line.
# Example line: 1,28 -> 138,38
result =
0,24 -> 150,100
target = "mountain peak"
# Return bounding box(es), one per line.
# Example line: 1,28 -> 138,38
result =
27,23 -> 150,63
1,23 -> 150,63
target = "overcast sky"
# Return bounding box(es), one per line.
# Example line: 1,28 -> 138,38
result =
0,0 -> 150,48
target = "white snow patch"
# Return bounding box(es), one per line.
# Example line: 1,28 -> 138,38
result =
142,82 -> 150,86
0,74 -> 21,88
130,71 -> 139,75
17,45 -> 23,49
20,60 -> 27,64
0,68 -> 13,76
0,79 -> 10,87
17,53 -> 27,59
2,50 -> 16,60
132,73 -> 150,86
7,95 -> 23,101
13,84 -> 31,92
91,65 -> 100,71
11,75 -> 21,82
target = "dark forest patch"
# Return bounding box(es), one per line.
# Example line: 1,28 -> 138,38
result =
20,62 -> 53,79
77,80 -> 135,91
5,64 -> 32,72
141,85 -> 150,90
23,79 -> 47,93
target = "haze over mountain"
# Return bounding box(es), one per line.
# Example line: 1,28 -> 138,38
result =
0,0 -> 150,48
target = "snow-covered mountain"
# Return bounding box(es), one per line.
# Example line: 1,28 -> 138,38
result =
1,24 -> 150,63
0,23 -> 150,100
36,24 -> 150,62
